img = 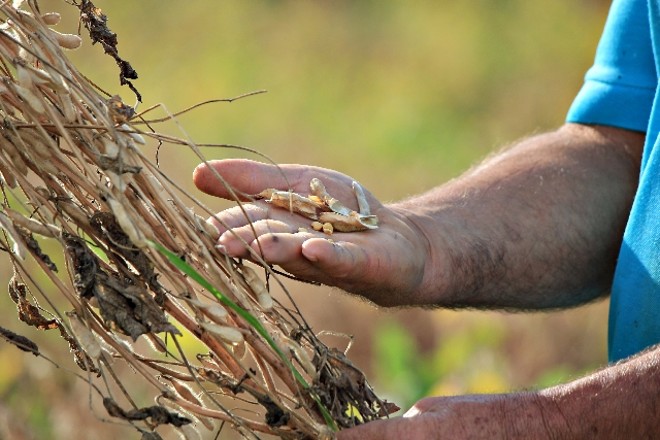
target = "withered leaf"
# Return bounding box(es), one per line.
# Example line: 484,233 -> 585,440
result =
103,397 -> 191,428
63,235 -> 98,299
0,326 -> 39,355
102,396 -> 126,419
257,395 -> 290,428
21,230 -> 57,272
97,155 -> 142,175
95,272 -> 179,341
313,346 -> 397,427
126,406 -> 191,428
78,0 -> 141,101
90,212 -> 165,305
8,276 -> 58,330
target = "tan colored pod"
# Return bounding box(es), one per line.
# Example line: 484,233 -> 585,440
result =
48,29 -> 82,50
66,311 -> 102,361
41,12 -> 61,25
242,266 -> 273,310
200,322 -> 244,345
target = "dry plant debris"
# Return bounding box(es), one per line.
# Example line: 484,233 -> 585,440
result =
0,1 -> 396,439
257,178 -> 379,234
77,0 -> 141,101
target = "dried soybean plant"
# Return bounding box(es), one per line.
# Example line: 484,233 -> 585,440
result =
0,1 -> 397,439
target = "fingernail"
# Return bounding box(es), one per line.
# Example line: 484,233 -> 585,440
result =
214,244 -> 227,254
403,406 -> 421,418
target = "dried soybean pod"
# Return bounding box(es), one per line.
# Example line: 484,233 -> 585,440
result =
186,298 -> 228,324
200,322 -> 244,344
176,425 -> 203,440
41,12 -> 61,25
106,198 -> 146,248
58,92 -> 77,122
66,311 -> 102,361
48,29 -> 82,50
1,138 -> 28,176
193,213 -> 220,240
201,321 -> 247,358
309,177 -> 352,216
119,123 -> 146,145
242,266 -> 273,310
0,161 -> 16,188
271,330 -> 315,376
352,180 -> 371,215
162,375 -> 214,431
258,188 -> 324,219
13,83 -> 45,114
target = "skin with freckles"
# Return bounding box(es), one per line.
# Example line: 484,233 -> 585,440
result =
193,123 -> 660,438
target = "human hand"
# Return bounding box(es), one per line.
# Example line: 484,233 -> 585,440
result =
336,393 -> 548,440
193,159 -> 429,306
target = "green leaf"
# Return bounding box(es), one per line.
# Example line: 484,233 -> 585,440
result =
149,241 -> 337,431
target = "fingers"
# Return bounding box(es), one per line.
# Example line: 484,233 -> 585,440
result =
254,236 -> 373,286
192,159 -> 302,199
218,220 -> 298,258
208,204 -> 270,234
217,220 -> 372,283
192,159 -> 363,207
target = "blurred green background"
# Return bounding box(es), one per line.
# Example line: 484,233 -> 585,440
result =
0,0 -> 612,438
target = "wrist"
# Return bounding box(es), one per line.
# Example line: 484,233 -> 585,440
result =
500,391 -> 569,440
385,203 -> 451,305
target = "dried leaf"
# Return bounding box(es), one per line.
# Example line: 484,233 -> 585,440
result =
257,395 -> 290,428
8,275 -> 58,330
22,231 -> 57,271
0,325 -> 39,355
77,0 -> 141,101
63,235 -> 98,299
103,397 -> 192,428
90,212 -> 164,303
94,271 -> 179,341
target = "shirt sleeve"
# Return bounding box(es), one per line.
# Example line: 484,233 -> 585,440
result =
566,0 -> 657,132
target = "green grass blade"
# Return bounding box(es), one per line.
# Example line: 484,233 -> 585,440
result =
149,240 -> 338,431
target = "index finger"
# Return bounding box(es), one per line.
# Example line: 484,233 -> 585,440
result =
192,159 -> 304,200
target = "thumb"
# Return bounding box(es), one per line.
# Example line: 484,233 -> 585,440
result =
192,159 -> 297,199
301,238 -> 369,280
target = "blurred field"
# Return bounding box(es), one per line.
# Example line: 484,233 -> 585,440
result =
0,1 -> 612,438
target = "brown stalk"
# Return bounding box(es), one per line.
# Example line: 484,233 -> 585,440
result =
0,1 -> 395,438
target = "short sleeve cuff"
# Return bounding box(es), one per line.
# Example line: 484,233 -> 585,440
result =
566,79 -> 655,133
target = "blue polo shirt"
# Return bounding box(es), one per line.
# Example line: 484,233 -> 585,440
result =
566,0 -> 660,362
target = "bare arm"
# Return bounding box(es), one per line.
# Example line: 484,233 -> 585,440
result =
193,123 -> 651,438
193,123 -> 643,309
336,344 -> 660,439
395,123 -> 644,308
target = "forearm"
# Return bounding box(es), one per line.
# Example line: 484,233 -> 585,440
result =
393,123 -> 644,308
338,346 -> 660,439
526,345 -> 660,438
